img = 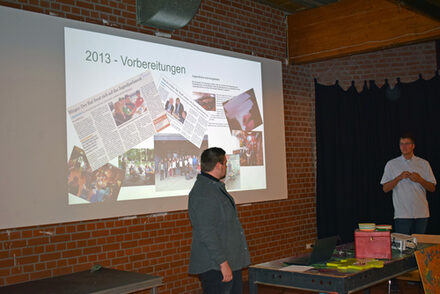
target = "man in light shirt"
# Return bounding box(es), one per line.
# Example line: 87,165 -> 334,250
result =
381,134 -> 436,234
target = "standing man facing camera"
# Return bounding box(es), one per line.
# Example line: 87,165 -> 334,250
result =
381,134 -> 436,235
188,147 -> 250,294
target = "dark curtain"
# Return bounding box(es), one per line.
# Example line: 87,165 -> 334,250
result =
315,72 -> 440,242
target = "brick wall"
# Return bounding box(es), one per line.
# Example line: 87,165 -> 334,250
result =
0,0 -> 316,292
0,0 -> 436,293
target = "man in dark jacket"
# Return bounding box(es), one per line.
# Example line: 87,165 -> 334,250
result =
188,147 -> 250,294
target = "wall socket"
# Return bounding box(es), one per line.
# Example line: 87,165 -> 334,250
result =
306,243 -> 313,249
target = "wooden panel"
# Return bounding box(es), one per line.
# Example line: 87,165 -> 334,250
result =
412,234 -> 440,244
287,0 -> 440,64
415,244 -> 440,293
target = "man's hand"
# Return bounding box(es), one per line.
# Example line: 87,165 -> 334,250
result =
220,261 -> 233,282
409,172 -> 423,183
409,172 -> 436,192
383,171 -> 411,193
398,171 -> 411,180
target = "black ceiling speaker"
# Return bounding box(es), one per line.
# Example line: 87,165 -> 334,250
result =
136,0 -> 202,31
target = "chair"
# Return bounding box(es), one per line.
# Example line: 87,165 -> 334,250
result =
394,234 -> 440,293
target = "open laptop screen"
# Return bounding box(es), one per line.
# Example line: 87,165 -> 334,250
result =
285,236 -> 338,265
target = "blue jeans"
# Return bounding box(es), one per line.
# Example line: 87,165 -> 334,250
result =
199,269 -> 243,294
394,218 -> 428,235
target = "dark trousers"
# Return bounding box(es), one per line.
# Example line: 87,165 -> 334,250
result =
394,218 -> 428,235
199,269 -> 243,294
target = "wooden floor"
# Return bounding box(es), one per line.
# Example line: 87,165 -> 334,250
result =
244,280 -> 424,294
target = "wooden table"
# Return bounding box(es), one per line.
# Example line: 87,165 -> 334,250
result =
248,243 -> 423,294
0,267 -> 163,294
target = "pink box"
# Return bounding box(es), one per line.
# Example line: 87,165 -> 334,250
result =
355,230 -> 392,259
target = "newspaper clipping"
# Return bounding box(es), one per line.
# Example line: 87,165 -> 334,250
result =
67,71 -> 169,171
158,76 -> 209,148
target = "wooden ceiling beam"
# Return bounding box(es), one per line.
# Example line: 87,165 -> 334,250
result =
287,0 -> 440,64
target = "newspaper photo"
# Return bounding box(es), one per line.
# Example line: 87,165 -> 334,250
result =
67,70 -> 169,171
158,76 -> 209,148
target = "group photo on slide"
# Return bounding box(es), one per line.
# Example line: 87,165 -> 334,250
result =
153,133 -> 208,192
118,148 -> 155,187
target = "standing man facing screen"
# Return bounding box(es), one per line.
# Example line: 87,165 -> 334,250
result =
188,147 -> 250,294
381,134 -> 436,235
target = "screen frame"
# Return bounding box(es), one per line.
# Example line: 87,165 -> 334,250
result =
0,5 -> 287,230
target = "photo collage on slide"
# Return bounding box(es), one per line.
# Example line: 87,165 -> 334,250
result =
67,70 -> 263,204
65,28 -> 264,204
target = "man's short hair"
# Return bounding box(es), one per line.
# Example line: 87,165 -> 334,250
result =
201,147 -> 225,173
400,133 -> 415,144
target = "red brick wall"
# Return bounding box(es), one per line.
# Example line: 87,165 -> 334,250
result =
0,0 -> 436,293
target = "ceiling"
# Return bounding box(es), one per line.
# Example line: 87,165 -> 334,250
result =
254,0 -> 337,14
279,0 -> 440,63
256,0 -> 440,20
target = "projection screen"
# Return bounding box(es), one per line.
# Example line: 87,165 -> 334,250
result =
0,5 -> 287,230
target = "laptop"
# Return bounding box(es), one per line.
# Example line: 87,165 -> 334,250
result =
285,236 -> 338,265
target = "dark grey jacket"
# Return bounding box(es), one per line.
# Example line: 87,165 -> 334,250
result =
188,173 -> 250,274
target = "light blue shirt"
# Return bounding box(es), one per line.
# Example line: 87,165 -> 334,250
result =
381,155 -> 436,218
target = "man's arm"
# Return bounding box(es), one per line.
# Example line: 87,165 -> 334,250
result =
383,171 -> 411,193
189,191 -> 228,276
220,261 -> 233,282
409,172 -> 436,192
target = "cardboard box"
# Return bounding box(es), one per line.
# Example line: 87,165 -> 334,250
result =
355,230 -> 392,259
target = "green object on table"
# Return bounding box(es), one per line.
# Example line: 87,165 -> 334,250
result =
90,264 -> 102,272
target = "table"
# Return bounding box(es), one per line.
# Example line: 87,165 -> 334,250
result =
249,243 -> 423,294
0,267 -> 162,294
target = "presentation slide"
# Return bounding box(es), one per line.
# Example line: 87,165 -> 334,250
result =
0,6 -> 287,230
65,28 -> 266,204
